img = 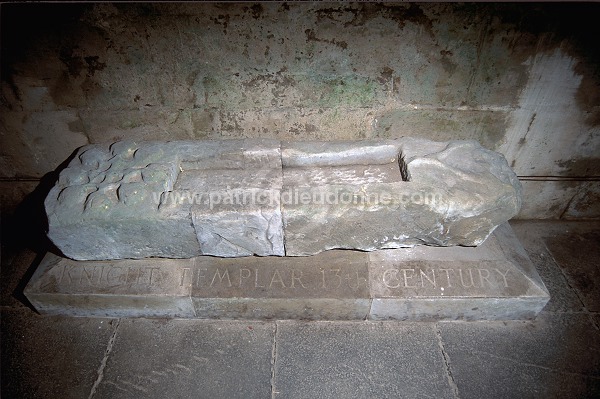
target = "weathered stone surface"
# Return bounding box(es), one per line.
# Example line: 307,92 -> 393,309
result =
0,311 -> 116,399
93,319 -> 275,399
25,250 -> 371,320
46,139 -> 284,260
46,138 -> 521,260
282,138 -> 522,256
3,4 -> 598,222
26,223 -> 549,320
545,230 -> 600,312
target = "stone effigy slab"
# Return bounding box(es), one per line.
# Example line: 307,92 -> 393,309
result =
25,223 -> 549,321
45,138 -> 521,260
281,138 -> 522,256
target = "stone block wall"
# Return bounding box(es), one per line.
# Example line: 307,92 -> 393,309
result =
1,3 -> 599,218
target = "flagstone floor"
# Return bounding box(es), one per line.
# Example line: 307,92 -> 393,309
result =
1,220 -> 599,399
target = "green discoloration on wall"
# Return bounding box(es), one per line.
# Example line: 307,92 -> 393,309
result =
317,76 -> 378,108
1,2 -> 599,218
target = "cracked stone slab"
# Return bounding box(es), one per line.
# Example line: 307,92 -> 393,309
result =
92,319 -> 274,399
437,312 -> 600,398
46,138 -> 521,260
274,321 -> 456,399
0,311 -> 116,399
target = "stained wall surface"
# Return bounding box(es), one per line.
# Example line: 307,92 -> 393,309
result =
1,3 -> 599,218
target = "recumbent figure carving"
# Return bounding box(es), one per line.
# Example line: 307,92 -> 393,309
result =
45,138 -> 522,260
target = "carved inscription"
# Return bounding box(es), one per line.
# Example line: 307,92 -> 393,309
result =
48,260 -> 515,297
46,259 -> 369,296
56,264 -> 161,287
382,267 -> 510,289
180,266 -> 366,290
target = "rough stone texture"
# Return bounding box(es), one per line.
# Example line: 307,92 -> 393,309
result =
282,138 -> 522,256
24,250 -> 372,321
545,230 -> 600,312
45,139 -> 284,259
2,3 -> 599,219
368,223 -> 549,321
5,220 -> 599,398
46,138 -> 520,259
25,223 -> 548,321
24,255 -> 198,318
190,250 -> 371,320
517,180 -> 581,219
0,110 -> 89,179
511,220 -> 587,312
562,181 -> 600,219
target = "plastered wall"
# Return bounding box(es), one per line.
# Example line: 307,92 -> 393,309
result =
1,3 -> 599,218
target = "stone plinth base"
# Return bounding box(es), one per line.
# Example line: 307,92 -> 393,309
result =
24,224 -> 549,321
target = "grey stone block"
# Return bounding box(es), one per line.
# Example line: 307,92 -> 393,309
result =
25,223 -> 549,321
24,255 -> 197,318
190,251 -> 370,320
46,139 -> 284,260
46,138 -> 521,260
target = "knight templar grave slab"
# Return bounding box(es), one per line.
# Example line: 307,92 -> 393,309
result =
25,224 -> 549,320
28,138 -> 546,320
44,138 -> 522,260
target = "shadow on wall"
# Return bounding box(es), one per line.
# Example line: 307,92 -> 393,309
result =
2,148 -> 80,255
1,148 -> 82,310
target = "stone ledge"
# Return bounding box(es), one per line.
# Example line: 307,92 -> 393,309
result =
25,223 -> 549,321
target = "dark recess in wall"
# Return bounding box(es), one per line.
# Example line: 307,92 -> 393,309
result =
1,4 -> 90,103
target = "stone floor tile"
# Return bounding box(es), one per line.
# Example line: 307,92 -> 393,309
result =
0,309 -> 116,399
273,321 -> 455,399
93,318 -> 275,399
0,247 -> 39,308
438,312 -> 600,398
510,221 -> 585,312
545,230 -> 600,312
